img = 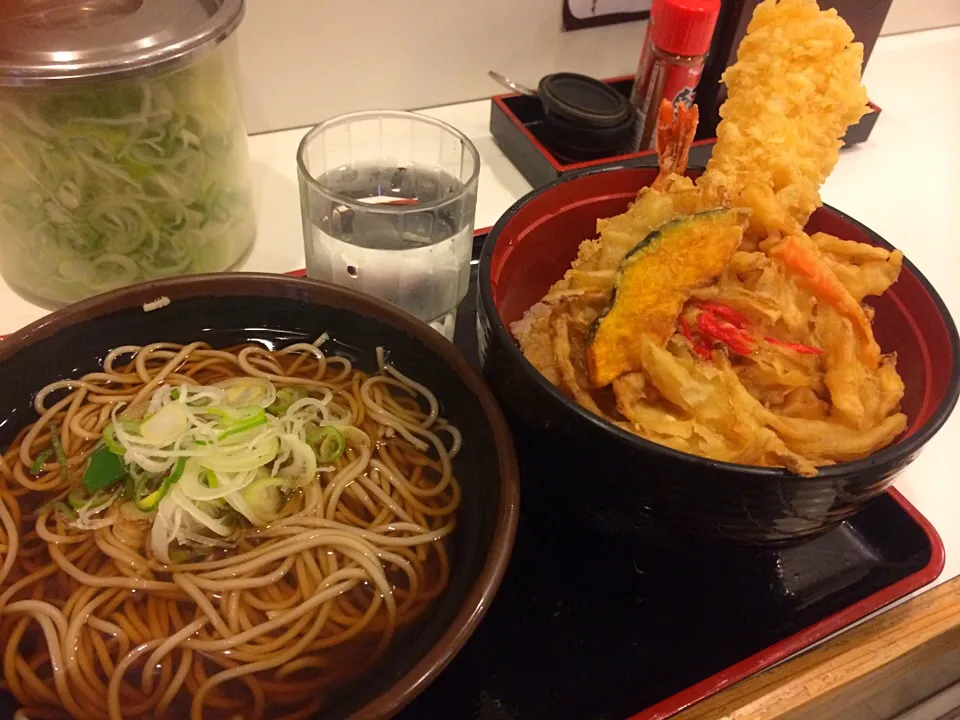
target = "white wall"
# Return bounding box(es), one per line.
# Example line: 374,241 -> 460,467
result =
236,0 -> 648,134
236,0 -> 960,135
882,0 -> 960,35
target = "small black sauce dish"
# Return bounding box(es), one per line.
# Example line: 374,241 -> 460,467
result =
536,72 -> 636,162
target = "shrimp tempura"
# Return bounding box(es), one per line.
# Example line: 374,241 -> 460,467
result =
697,0 -> 868,232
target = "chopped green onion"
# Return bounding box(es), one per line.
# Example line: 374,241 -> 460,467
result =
0,57 -> 254,304
140,404 -> 190,445
202,469 -> 219,488
33,499 -> 77,520
68,486 -> 115,510
132,458 -> 186,512
198,435 -> 280,474
102,420 -> 140,455
267,386 -> 308,415
50,425 -> 69,481
201,405 -> 268,441
169,546 -> 205,564
29,450 -> 53,475
241,475 -> 289,523
307,425 -> 345,464
203,406 -> 264,423
195,499 -> 228,518
217,414 -> 267,441
67,486 -> 89,509
82,445 -> 128,493
102,423 -> 123,454
124,474 -> 138,502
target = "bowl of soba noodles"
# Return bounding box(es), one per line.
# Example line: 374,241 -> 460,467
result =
0,273 -> 520,720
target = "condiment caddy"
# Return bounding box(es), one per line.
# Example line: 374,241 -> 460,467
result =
489,77 -> 882,189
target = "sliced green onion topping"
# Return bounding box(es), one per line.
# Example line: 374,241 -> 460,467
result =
140,404 -> 190,445
203,469 -> 219,488
67,486 -> 89,509
307,425 -> 345,464
241,475 -> 289,523
217,413 -> 267,441
68,486 -> 115,510
203,406 -> 264,423
29,450 -> 53,475
169,546 -> 205,564
82,444 -> 128,493
102,423 -> 123,454
102,420 -> 141,455
50,425 -> 69,481
132,458 -> 187,512
267,386 -> 308,415
33,499 -> 78,520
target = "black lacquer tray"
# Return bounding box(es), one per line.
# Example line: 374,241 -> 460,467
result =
283,230 -> 944,719
390,230 -> 944,720
0,231 -> 940,720
489,77 -> 882,190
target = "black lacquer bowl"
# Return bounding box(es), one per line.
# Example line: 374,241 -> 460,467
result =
0,274 -> 520,720
477,165 -> 960,545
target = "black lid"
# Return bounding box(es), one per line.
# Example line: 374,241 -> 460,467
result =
537,72 -> 633,129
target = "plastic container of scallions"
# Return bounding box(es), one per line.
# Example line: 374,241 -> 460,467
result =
0,0 -> 256,304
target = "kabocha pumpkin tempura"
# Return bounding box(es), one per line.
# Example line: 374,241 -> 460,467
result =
511,0 -> 906,476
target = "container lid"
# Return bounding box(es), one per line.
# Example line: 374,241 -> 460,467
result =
651,0 -> 720,57
0,0 -> 244,86
537,72 -> 634,130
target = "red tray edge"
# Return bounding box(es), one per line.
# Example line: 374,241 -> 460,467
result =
631,486 -> 945,720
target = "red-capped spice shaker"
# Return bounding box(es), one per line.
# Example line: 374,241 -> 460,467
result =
629,0 -> 720,151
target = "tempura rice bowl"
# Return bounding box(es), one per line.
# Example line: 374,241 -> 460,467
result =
477,166 -> 959,545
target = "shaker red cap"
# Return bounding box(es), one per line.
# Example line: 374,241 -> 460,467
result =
651,0 -> 721,57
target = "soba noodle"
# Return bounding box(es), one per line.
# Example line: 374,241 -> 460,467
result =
0,337 -> 461,719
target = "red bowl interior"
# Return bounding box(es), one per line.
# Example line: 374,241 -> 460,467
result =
488,166 -> 957,444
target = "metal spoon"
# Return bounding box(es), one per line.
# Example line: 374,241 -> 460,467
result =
488,71 -> 538,97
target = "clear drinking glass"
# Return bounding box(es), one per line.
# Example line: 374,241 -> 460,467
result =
297,111 -> 480,340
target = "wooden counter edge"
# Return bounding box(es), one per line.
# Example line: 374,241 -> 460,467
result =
673,574 -> 960,720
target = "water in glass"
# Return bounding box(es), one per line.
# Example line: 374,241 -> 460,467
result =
303,163 -> 475,340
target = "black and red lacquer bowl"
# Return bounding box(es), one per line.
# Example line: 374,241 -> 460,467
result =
477,165 -> 960,545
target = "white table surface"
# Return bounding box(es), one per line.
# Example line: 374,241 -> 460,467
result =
1,26 -> 958,597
